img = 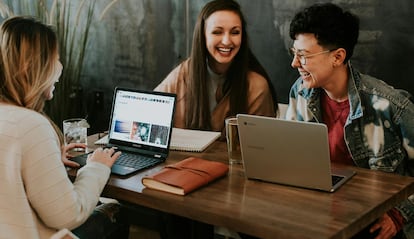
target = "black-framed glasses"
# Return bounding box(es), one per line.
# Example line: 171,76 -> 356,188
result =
289,48 -> 336,65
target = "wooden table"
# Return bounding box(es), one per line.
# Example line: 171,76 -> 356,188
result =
70,134 -> 414,239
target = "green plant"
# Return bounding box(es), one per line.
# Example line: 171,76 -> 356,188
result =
0,0 -> 118,127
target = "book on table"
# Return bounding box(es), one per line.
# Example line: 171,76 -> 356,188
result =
142,157 -> 229,195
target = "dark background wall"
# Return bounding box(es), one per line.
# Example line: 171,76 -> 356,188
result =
13,0 -> 412,133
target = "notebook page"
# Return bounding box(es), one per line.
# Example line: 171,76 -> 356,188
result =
169,128 -> 221,152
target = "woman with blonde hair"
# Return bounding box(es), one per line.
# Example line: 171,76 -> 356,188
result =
0,16 -> 127,238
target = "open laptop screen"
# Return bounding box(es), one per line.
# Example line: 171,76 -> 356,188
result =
108,88 -> 176,153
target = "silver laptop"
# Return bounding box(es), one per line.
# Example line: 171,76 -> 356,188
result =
237,114 -> 355,192
71,87 -> 176,176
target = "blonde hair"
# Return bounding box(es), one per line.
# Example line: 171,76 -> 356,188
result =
0,16 -> 64,144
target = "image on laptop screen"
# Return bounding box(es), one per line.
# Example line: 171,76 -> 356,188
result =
108,88 -> 176,151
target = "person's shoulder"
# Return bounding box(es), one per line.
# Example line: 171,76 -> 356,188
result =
180,58 -> 190,70
0,105 -> 46,123
166,58 -> 190,81
246,71 -> 269,88
358,73 -> 384,85
171,58 -> 190,74
0,105 -> 51,137
359,73 -> 399,93
155,59 -> 190,91
358,73 -> 413,104
8,106 -> 50,126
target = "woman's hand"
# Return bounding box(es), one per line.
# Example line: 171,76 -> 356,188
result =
88,147 -> 121,168
61,143 -> 86,167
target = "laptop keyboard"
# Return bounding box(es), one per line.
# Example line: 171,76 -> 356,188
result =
332,175 -> 344,186
114,152 -> 161,170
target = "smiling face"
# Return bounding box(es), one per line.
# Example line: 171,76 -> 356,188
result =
291,33 -> 336,89
204,10 -> 242,74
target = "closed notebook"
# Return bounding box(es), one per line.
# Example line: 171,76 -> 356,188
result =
142,157 -> 229,195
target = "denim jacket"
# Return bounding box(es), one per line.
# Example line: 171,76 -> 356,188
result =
286,63 -> 414,237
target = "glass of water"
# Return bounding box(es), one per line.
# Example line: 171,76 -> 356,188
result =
63,118 -> 89,151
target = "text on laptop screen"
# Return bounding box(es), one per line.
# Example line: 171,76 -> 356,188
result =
109,89 -> 175,149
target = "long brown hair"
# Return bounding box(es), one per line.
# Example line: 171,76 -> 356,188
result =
0,16 -> 64,144
185,0 -> 277,130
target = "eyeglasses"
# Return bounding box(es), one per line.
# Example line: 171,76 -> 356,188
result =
289,48 -> 336,65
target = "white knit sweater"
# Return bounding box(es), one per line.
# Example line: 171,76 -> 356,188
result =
0,104 -> 111,239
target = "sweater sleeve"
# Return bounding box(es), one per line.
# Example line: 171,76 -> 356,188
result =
20,113 -> 110,230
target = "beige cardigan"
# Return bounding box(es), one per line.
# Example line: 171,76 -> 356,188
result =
0,104 -> 110,239
155,59 -> 276,135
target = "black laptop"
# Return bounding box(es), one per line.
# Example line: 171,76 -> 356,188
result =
70,87 -> 176,176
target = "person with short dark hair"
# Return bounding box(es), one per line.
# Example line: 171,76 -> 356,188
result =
287,3 -> 414,238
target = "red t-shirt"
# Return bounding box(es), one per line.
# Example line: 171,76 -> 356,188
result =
322,92 -> 405,231
321,91 -> 354,166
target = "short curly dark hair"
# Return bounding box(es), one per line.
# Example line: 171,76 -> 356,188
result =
289,3 -> 359,63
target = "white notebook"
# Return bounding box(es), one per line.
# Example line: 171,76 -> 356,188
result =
169,128 -> 221,152
95,127 -> 220,152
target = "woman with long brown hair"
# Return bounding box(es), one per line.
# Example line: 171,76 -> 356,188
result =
155,0 -> 278,137
156,1 -> 277,238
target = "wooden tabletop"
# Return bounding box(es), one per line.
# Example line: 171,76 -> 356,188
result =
69,134 -> 414,239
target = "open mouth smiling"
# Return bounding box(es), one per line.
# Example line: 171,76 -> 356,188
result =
300,71 -> 311,79
218,47 -> 232,54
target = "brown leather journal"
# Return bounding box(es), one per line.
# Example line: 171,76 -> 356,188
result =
142,157 -> 229,195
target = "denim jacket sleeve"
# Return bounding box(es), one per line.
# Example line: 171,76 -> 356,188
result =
392,93 -> 414,227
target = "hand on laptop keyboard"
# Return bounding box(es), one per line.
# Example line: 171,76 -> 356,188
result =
89,147 -> 122,168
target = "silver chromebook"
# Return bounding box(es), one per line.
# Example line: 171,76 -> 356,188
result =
237,114 -> 355,192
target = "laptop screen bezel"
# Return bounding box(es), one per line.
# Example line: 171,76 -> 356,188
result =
106,87 -> 176,157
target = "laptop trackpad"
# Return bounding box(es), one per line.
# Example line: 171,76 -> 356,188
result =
111,164 -> 137,176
